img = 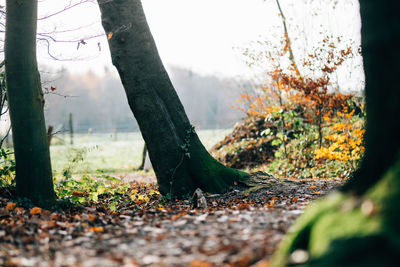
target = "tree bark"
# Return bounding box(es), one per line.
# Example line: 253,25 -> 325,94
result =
137,144 -> 147,171
97,0 -> 249,197
275,0 -> 301,77
271,1 -> 400,266
342,0 -> 400,194
5,0 -> 55,205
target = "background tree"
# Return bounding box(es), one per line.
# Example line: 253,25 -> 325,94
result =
97,0 -> 253,197
5,0 -> 55,205
272,0 -> 400,265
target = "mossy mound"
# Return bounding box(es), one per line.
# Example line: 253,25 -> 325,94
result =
211,116 -> 277,169
271,155 -> 400,267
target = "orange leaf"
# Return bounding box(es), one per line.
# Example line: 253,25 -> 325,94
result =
190,259 -> 212,267
30,207 -> 42,215
107,32 -> 113,40
309,185 -> 317,189
5,203 -> 16,211
88,214 -> 96,222
266,199 -> 275,207
88,226 -> 104,232
312,191 -> 320,195
171,211 -> 186,221
291,197 -> 298,203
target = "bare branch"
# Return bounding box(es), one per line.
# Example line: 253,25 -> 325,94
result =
38,0 -> 97,20
37,32 -> 104,44
37,37 -> 101,61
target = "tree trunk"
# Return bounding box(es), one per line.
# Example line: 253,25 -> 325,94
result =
5,0 -> 55,205
97,0 -> 249,197
275,0 -> 301,77
342,0 -> 400,194
271,1 -> 400,266
137,144 -> 147,171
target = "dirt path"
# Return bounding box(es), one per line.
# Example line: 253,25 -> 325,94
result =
0,176 -> 344,267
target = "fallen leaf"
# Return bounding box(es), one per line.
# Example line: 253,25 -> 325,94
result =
291,197 -> 298,203
88,226 -> 104,232
190,259 -> 212,267
86,214 -> 97,222
171,211 -> 186,221
5,203 -> 16,211
309,185 -> 317,189
266,200 -> 275,207
14,207 -> 25,214
107,32 -> 113,40
30,207 -> 42,215
312,191 -> 320,195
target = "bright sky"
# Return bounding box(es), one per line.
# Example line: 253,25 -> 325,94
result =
34,0 -> 281,77
2,0 -> 363,85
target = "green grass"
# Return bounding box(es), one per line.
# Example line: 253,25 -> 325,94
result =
50,129 -> 231,177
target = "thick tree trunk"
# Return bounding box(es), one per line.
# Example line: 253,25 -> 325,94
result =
97,0 -> 249,197
271,1 -> 400,266
342,0 -> 400,194
5,1 -> 55,205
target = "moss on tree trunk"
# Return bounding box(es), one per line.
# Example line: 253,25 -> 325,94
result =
271,1 -> 400,266
5,0 -> 55,206
97,0 -> 249,197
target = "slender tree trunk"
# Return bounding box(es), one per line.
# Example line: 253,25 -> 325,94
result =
137,144 -> 147,171
275,0 -> 301,77
47,125 -> 54,145
69,112 -> 74,145
5,0 -> 55,205
97,0 -> 249,197
272,1 -> 400,266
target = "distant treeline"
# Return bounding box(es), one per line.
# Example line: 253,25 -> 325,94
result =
43,66 -> 247,133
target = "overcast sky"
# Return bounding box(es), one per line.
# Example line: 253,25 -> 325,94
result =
1,0 -> 363,86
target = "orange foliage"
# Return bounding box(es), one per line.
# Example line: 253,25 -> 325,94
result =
236,35 -> 359,147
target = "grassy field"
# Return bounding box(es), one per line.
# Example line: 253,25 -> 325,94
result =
50,129 -> 231,177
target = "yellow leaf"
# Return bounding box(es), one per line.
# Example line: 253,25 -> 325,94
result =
266,199 -> 275,207
312,191 -> 320,195
5,202 -> 16,211
309,185 -> 317,189
30,207 -> 42,215
107,32 -> 113,40
149,189 -> 160,196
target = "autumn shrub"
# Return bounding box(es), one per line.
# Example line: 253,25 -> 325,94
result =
222,35 -> 365,179
0,148 -> 15,187
314,105 -> 365,172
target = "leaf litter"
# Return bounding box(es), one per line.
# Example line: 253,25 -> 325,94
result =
0,175 -> 344,267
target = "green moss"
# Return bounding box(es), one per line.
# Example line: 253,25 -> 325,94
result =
271,155 -> 400,267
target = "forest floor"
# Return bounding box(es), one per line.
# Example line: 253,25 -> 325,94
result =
0,174 -> 344,267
